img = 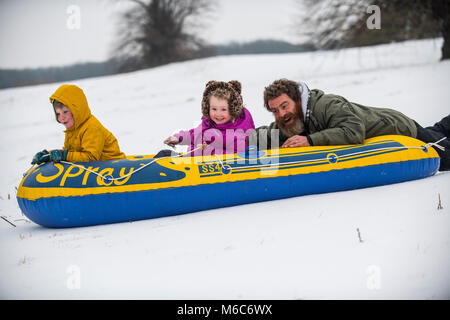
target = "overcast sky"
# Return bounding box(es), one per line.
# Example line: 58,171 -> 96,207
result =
0,0 -> 301,69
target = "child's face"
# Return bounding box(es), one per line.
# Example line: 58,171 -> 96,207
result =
209,96 -> 232,124
55,105 -> 75,129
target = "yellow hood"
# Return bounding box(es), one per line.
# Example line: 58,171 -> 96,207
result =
49,84 -> 91,131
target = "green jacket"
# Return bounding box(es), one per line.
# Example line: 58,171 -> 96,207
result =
250,89 -> 417,148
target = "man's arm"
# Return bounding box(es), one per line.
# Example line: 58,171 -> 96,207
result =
308,100 -> 366,146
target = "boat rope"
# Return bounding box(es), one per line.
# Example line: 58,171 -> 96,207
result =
424,136 -> 446,151
25,144 -> 206,183
229,137 -> 446,170
24,137 -> 446,181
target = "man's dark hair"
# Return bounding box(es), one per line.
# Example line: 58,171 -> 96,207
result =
263,79 -> 301,111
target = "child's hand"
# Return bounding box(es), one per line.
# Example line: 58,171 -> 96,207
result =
31,149 -> 50,165
49,149 -> 68,163
197,142 -> 208,150
164,136 -> 179,147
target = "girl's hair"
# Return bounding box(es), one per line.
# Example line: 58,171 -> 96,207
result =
201,80 -> 243,121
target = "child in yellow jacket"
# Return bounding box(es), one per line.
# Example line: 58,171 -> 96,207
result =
31,84 -> 125,164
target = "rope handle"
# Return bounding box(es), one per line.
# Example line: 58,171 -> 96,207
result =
423,136 -> 446,152
25,144 -> 205,182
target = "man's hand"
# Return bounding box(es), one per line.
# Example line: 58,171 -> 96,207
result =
281,135 -> 310,148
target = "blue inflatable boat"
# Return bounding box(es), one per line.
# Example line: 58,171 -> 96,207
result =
17,135 -> 440,228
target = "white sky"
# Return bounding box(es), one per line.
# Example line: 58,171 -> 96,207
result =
0,0 -> 301,69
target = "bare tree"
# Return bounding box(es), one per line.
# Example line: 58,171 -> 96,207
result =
296,0 -> 449,60
113,0 -> 215,71
431,0 -> 450,60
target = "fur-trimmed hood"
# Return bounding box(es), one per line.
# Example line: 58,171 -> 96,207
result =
201,80 -> 243,120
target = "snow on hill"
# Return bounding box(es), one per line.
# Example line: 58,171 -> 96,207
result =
0,39 -> 449,299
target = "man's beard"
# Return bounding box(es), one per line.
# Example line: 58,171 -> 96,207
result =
277,110 -> 305,138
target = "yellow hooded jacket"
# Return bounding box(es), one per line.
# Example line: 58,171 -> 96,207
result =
49,85 -> 126,162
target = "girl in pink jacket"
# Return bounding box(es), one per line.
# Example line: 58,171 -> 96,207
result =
164,80 -> 255,156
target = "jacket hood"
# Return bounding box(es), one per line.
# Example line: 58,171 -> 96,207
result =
201,80 -> 243,120
297,80 -> 310,116
49,84 -> 91,131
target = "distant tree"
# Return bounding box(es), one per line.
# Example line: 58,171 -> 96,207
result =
113,0 -> 215,71
214,39 -> 316,55
296,0 -> 449,60
0,60 -> 122,89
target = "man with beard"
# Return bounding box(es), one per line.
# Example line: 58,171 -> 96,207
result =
250,78 -> 450,171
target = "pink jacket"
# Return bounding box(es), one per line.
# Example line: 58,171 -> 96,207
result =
174,107 -> 255,156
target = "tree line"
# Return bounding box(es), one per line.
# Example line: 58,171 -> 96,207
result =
1,0 -> 448,89
0,40 -> 316,89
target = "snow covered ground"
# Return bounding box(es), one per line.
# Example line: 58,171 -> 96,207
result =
0,39 -> 449,299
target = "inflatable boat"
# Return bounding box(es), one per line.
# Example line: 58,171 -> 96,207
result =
17,135 -> 440,228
